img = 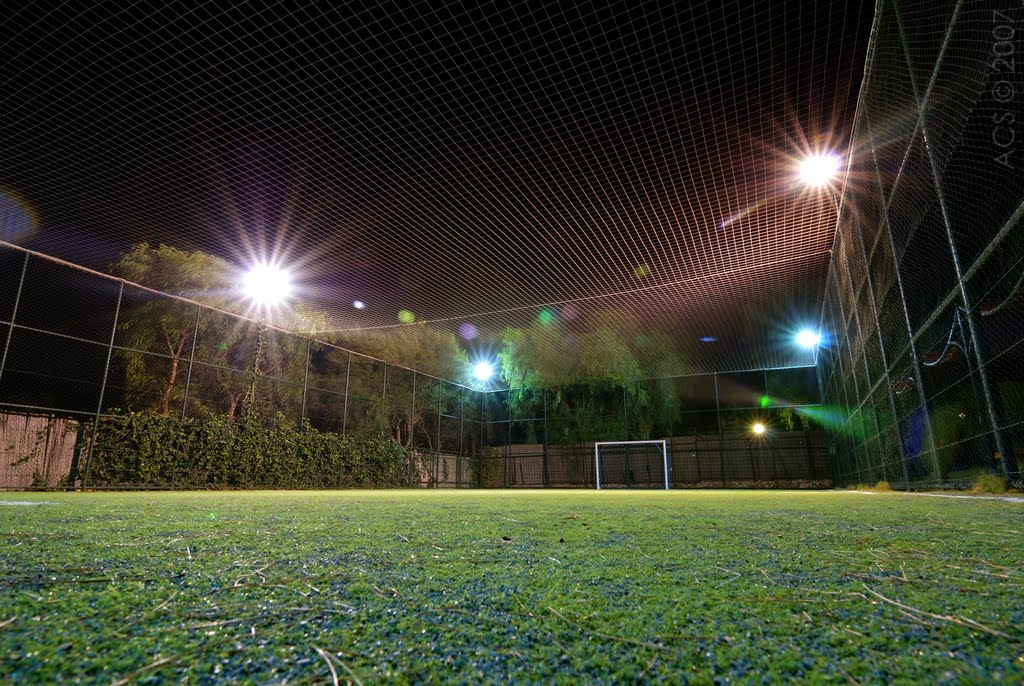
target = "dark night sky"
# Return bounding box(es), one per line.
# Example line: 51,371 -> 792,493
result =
0,0 -> 875,376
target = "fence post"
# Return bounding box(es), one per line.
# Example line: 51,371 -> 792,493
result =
179,305 -> 201,422
300,336 -> 311,425
410,370 -> 416,485
436,381 -> 442,485
0,251 -> 29,389
81,281 -> 124,489
458,390 -> 465,487
542,389 -> 549,487
342,352 -> 351,435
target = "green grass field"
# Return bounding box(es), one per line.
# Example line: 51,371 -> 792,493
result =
1,490 -> 1022,684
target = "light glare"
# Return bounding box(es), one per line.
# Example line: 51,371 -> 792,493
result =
752,422 -> 766,435
797,329 -> 821,349
798,154 -> 841,187
472,361 -> 494,382
243,264 -> 292,306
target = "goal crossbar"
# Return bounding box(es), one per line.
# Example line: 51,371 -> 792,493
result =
594,440 -> 669,490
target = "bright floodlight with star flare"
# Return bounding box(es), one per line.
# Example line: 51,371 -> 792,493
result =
752,422 -> 766,435
796,329 -> 821,349
243,264 -> 292,307
798,153 -> 841,187
472,361 -> 495,382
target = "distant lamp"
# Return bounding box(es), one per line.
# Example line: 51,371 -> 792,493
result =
798,153 -> 841,187
752,422 -> 767,436
796,329 -> 821,349
472,361 -> 495,382
243,264 -> 292,307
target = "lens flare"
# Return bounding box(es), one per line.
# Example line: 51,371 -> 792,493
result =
752,422 -> 766,435
398,309 -> 416,324
538,309 -> 555,325
798,154 -> 841,187
243,264 -> 292,306
459,323 -> 479,340
353,300 -> 366,310
796,329 -> 821,349
472,361 -> 494,382
0,188 -> 39,243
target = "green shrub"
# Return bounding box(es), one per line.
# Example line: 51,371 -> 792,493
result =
84,411 -> 415,489
971,473 -> 1007,494
874,480 -> 892,492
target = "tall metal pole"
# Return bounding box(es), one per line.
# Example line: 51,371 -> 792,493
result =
0,252 -> 29,386
179,305 -> 201,422
542,389 -> 549,487
300,336 -> 311,425
81,281 -> 124,489
458,390 -> 465,487
341,352 -> 351,435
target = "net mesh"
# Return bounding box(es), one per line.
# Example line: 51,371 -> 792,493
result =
822,0 -> 1024,488
0,0 -> 872,377
596,442 -> 667,489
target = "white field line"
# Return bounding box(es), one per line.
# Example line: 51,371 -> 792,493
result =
846,490 -> 1024,504
0,501 -> 56,506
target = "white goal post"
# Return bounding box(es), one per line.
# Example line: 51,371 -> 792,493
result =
594,440 -> 670,490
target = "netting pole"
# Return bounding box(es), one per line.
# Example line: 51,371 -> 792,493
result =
836,233 -> 876,484
300,336 -> 311,426
853,211 -> 909,486
505,389 -> 511,486
179,305 -> 201,423
458,390 -> 464,487
341,352 -> 351,435
410,371 -> 416,483
863,109 -> 938,487
892,0 -> 1016,480
81,281 -> 123,490
542,389 -> 549,487
924,146 -> 1015,480
0,251 -> 28,387
622,388 -> 628,441
436,381 -> 442,486
714,373 -> 724,486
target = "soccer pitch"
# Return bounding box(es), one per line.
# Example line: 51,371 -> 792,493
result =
1,490 -> 1022,684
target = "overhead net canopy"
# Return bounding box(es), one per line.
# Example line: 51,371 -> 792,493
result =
0,1 -> 872,379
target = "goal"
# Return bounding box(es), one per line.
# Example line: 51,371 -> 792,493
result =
594,440 -> 670,490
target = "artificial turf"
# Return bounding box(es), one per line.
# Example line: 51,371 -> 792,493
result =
0,489 -> 1022,684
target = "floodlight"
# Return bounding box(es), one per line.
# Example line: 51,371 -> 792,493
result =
798,153 -> 841,187
472,361 -> 495,382
796,329 -> 821,349
243,264 -> 292,306
752,422 -> 766,435
353,300 -> 366,310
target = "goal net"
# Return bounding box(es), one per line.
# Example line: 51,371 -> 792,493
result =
594,440 -> 669,490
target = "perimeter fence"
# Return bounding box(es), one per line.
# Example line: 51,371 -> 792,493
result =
821,0 -> 1024,489
1,243 -> 827,489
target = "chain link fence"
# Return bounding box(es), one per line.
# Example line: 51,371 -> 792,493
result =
821,0 -> 1024,489
1,243 -> 827,489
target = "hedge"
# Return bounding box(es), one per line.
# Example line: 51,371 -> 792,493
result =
84,411 -> 415,489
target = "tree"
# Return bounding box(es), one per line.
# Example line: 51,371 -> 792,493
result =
113,243 -> 237,415
324,326 -> 470,448
113,243 -> 322,422
498,309 -> 682,446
